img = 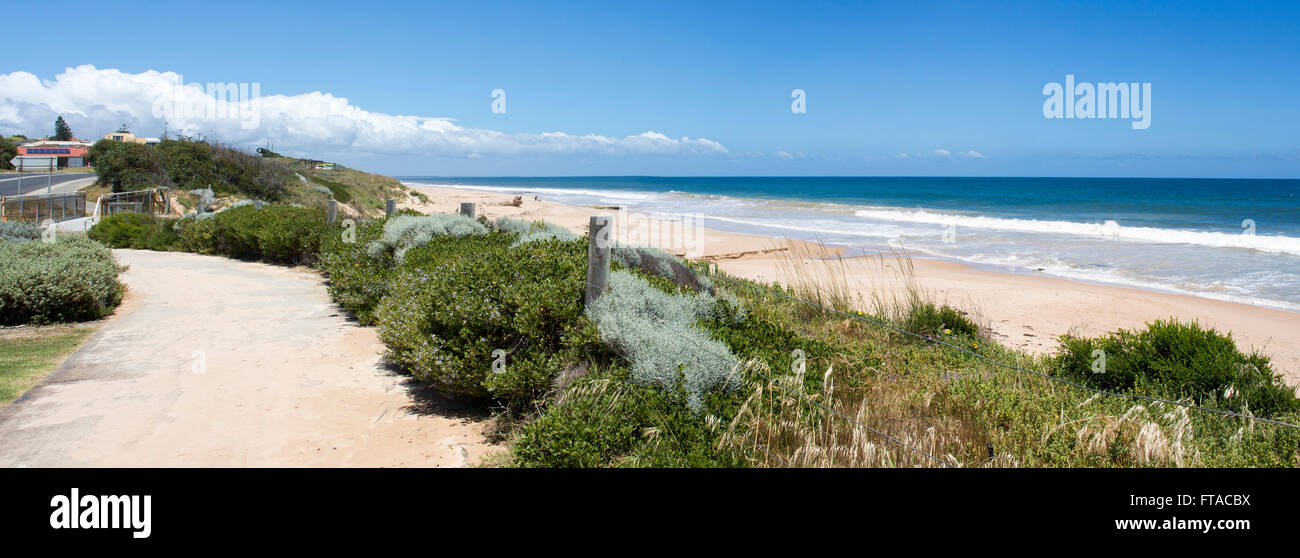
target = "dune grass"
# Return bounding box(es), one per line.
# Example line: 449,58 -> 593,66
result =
0,324 -> 98,407
698,244 -> 1300,467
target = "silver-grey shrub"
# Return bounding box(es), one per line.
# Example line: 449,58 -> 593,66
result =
367,213 -> 488,263
497,216 -> 579,246
612,243 -> 714,293
0,221 -> 40,242
586,270 -> 741,410
0,236 -> 125,325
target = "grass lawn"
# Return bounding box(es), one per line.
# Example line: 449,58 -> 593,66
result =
0,324 -> 99,407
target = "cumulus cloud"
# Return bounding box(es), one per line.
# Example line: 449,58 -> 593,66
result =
960,150 -> 987,159
932,149 -> 951,157
0,65 -> 728,159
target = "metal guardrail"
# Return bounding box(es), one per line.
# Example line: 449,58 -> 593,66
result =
93,188 -> 171,218
0,191 -> 88,223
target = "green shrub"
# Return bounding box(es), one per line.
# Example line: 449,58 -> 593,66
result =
309,176 -> 353,203
156,138 -> 219,190
376,236 -> 593,401
176,214 -> 221,254
900,300 -> 980,339
511,372 -> 745,468
0,221 -> 40,242
210,143 -> 293,200
176,204 -> 331,266
90,139 -> 170,192
88,213 -> 180,250
316,217 -> 391,324
1053,319 -> 1299,418
0,236 -> 125,325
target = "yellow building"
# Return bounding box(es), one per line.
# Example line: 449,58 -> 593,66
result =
103,131 -> 160,145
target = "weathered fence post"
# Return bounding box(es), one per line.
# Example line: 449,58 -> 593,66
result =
459,202 -> 476,219
328,199 -> 338,223
385,199 -> 396,218
585,215 -> 613,307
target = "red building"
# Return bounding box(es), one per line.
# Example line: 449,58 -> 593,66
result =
17,139 -> 93,168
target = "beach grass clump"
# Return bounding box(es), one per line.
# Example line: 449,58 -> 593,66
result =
367,213 -> 487,264
1053,319 -> 1300,418
0,236 -> 125,325
376,236 -> 595,401
899,299 -> 981,339
586,270 -> 742,410
0,221 -> 40,242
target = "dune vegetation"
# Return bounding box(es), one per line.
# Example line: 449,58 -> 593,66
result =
80,200 -> 1300,468
80,138 -> 414,219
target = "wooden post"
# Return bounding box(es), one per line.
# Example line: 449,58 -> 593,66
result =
585,215 -> 612,307
328,200 -> 338,223
459,202 -> 476,219
385,199 -> 396,218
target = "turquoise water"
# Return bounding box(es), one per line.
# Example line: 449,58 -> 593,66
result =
400,176 -> 1300,311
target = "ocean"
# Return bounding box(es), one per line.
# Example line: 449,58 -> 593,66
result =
399,176 -> 1300,312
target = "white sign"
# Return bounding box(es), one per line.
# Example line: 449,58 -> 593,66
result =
13,156 -> 57,172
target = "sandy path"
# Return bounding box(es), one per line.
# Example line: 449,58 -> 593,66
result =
0,249 -> 495,467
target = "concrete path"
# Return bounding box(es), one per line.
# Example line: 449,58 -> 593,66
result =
0,250 -> 496,467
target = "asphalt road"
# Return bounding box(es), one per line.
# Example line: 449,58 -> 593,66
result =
0,172 -> 96,196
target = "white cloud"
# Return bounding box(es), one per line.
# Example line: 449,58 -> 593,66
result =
0,65 -> 728,159
774,151 -> 796,160
932,149 -> 951,157
893,152 -> 909,159
960,150 -> 987,159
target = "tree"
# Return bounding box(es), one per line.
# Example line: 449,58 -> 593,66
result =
156,138 -> 219,189
0,136 -> 17,170
53,116 -> 73,141
92,141 -> 169,192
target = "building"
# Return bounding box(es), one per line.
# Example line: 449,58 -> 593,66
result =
16,139 -> 93,168
102,131 -> 160,145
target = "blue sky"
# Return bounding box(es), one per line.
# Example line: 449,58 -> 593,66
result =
4,0 -> 1298,177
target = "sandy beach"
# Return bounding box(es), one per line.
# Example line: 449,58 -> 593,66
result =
402,184 -> 1300,387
